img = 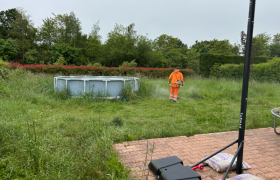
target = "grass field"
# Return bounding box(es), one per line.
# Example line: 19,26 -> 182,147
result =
0,68 -> 279,179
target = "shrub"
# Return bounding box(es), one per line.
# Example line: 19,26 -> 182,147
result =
0,59 -> 9,67
111,117 -> 123,127
121,83 -> 137,101
210,57 -> 280,82
200,54 -> 272,77
120,60 -> 137,68
5,63 -> 194,78
54,56 -> 66,65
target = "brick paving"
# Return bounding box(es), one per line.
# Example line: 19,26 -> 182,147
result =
114,127 -> 280,180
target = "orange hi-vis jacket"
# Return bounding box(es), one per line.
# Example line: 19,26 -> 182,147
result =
168,69 -> 184,88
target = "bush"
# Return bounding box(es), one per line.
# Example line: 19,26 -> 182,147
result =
200,54 -> 272,77
54,56 -> 66,65
5,63 -> 194,78
120,60 -> 137,68
0,59 -> 9,67
111,117 -> 123,127
210,57 -> 280,82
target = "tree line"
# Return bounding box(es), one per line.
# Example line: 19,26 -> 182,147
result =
1,8 -> 280,71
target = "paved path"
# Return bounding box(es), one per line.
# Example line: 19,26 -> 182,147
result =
114,128 -> 280,180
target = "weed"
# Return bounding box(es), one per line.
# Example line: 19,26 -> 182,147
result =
111,117 -> 124,127
53,85 -> 72,100
121,82 -> 137,101
124,132 -> 141,141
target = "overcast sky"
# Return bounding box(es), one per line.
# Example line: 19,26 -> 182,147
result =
1,0 -> 280,47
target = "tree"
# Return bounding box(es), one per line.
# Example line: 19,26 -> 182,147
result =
54,12 -> 84,47
192,39 -> 238,55
252,33 -> 271,57
90,20 -> 101,40
191,40 -> 212,54
240,31 -> 247,56
0,8 -> 17,39
86,35 -> 102,63
51,43 -> 82,65
135,35 -> 154,67
38,17 -> 58,47
154,34 -> 188,68
103,23 -> 138,67
25,49 -> 39,64
0,38 -> 19,60
272,33 -> 280,44
269,33 -> 280,57
9,7 -> 37,63
86,21 -> 103,64
154,34 -> 187,52
185,48 -> 200,72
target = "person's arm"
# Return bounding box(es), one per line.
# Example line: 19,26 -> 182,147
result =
168,74 -> 172,84
181,73 -> 184,86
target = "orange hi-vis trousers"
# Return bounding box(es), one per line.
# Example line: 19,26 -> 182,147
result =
170,87 -> 179,101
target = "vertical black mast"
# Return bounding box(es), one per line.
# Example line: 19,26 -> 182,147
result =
236,0 -> 256,174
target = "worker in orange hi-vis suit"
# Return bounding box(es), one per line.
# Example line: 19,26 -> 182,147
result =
168,67 -> 184,102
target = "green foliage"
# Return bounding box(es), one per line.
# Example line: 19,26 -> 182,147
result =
0,67 -> 11,79
105,157 -> 132,179
0,38 -> 20,60
185,49 -> 200,72
103,23 -> 141,67
269,43 -> 280,57
0,59 -> 9,67
120,60 -> 137,67
135,79 -> 153,98
86,35 -> 103,63
269,33 -> 280,57
208,39 -> 239,55
53,86 -> 72,100
1,72 -> 280,179
87,62 -> 102,67
124,132 -> 141,141
121,83 -> 137,101
252,32 -> 271,57
191,40 -> 212,54
24,49 -> 39,64
111,117 -> 124,127
135,35 -> 155,67
38,17 -> 58,47
0,8 -> 17,39
9,7 -> 37,64
53,56 -> 65,65
154,34 -> 188,68
252,57 -> 280,81
199,54 -> 272,77
51,43 -> 82,65
210,57 -> 280,82
7,63 -> 194,78
210,63 -> 244,79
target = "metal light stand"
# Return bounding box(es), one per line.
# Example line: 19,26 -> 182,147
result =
191,0 -> 256,179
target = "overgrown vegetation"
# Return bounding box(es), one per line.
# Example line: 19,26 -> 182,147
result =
199,54 -> 271,77
1,69 -> 280,179
5,62 -> 194,78
210,57 -> 280,82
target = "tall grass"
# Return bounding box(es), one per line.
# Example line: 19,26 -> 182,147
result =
0,69 -> 280,179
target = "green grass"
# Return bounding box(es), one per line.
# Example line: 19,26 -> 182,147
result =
0,68 -> 280,179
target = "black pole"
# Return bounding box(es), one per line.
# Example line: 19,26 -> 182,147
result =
191,139 -> 238,168
236,0 -> 256,174
223,142 -> 243,180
